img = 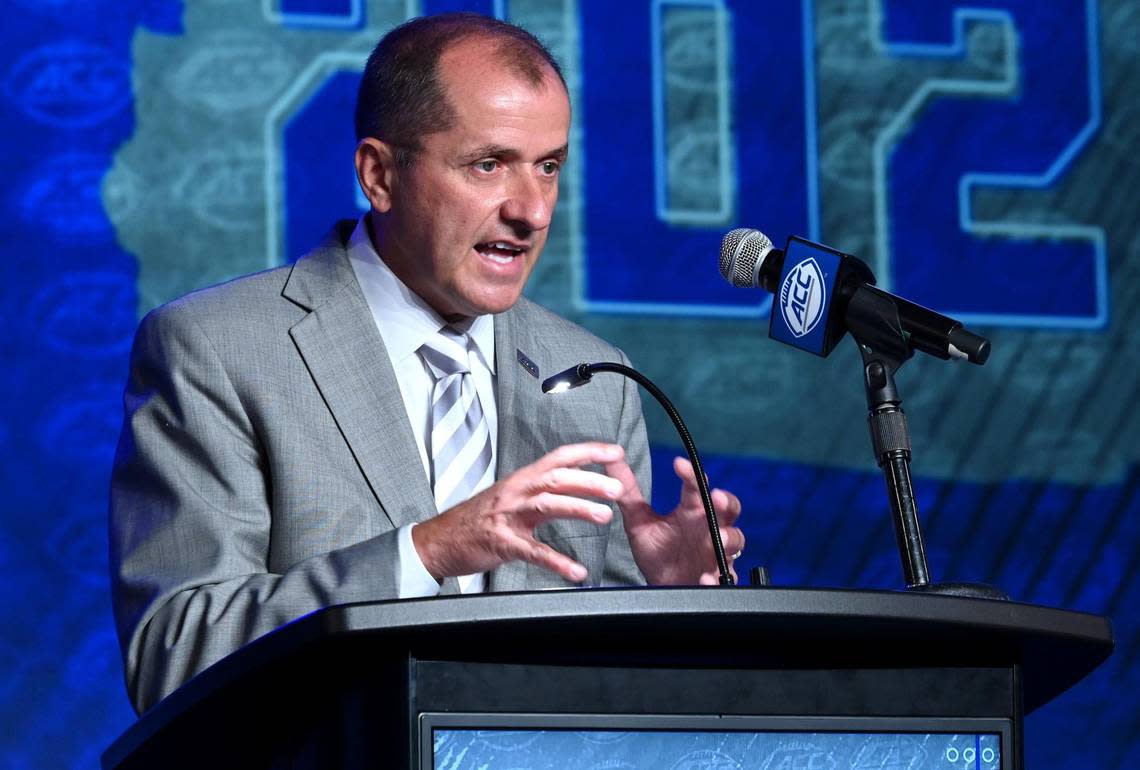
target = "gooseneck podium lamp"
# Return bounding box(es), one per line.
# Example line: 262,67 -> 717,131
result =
542,362 -> 735,587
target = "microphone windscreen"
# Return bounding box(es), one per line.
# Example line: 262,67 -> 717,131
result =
719,228 -> 774,288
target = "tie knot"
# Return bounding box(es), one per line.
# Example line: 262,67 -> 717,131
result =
418,327 -> 471,380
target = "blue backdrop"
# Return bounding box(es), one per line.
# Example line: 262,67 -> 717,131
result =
2,0 -> 1137,767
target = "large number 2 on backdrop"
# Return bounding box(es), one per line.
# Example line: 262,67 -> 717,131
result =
882,0 -> 1104,328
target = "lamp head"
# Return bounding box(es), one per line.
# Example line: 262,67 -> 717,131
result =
541,363 -> 593,394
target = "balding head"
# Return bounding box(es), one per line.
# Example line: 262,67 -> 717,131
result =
355,12 -> 567,167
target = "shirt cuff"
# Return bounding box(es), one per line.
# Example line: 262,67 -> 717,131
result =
397,523 -> 442,599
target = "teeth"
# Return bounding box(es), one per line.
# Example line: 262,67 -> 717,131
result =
476,241 -> 523,263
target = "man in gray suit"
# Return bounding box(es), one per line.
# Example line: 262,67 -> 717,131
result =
111,13 -> 744,714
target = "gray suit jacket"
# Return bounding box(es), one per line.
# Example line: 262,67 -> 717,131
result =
110,221 -> 649,714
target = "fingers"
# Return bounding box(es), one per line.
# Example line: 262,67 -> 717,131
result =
524,466 -> 623,503
673,456 -> 706,510
711,488 -> 742,526
699,565 -> 738,585
603,457 -> 655,525
698,525 -> 744,586
622,456 -> 746,586
674,457 -> 742,525
517,448 -> 628,525
522,538 -> 590,583
603,457 -> 642,501
416,489 -> 605,580
674,455 -> 696,481
531,442 -> 624,473
415,443 -> 629,581
529,492 -> 614,525
720,526 -> 745,561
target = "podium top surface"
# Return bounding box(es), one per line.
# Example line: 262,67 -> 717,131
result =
106,587 -> 1113,768
324,585 -> 1111,643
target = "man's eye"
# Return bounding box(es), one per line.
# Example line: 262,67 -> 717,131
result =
476,159 -> 499,173
540,161 -> 560,175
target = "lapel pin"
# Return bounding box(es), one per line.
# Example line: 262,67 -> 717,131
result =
516,349 -> 539,379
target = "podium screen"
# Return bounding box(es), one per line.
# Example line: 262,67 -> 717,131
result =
422,714 -> 1008,769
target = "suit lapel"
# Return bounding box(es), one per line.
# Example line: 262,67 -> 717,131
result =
493,304 -> 547,479
488,302 -> 549,592
283,223 -> 435,532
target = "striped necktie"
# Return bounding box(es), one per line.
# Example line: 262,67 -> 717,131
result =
418,327 -> 494,512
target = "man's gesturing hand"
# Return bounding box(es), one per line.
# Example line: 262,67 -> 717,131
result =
411,442 -> 626,583
607,456 -> 744,586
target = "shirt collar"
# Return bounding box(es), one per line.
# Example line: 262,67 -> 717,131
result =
347,217 -> 496,374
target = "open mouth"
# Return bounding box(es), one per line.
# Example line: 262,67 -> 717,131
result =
474,241 -> 527,264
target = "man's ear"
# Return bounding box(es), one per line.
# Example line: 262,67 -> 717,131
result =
354,137 -> 399,213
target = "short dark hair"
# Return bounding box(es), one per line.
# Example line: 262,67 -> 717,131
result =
355,12 -> 566,166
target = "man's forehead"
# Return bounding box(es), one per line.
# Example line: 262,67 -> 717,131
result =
436,35 -> 567,103
430,46 -> 569,149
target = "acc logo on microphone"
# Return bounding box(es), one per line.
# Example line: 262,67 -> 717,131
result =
779,257 -> 826,338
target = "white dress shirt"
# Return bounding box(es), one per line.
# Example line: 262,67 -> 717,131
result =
346,217 -> 496,597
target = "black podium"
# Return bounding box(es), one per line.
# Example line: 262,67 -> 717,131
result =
102,588 -> 1112,770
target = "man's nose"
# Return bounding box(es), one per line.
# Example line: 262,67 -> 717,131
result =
500,171 -> 554,233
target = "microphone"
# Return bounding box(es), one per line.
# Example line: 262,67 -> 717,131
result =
719,229 -> 990,365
